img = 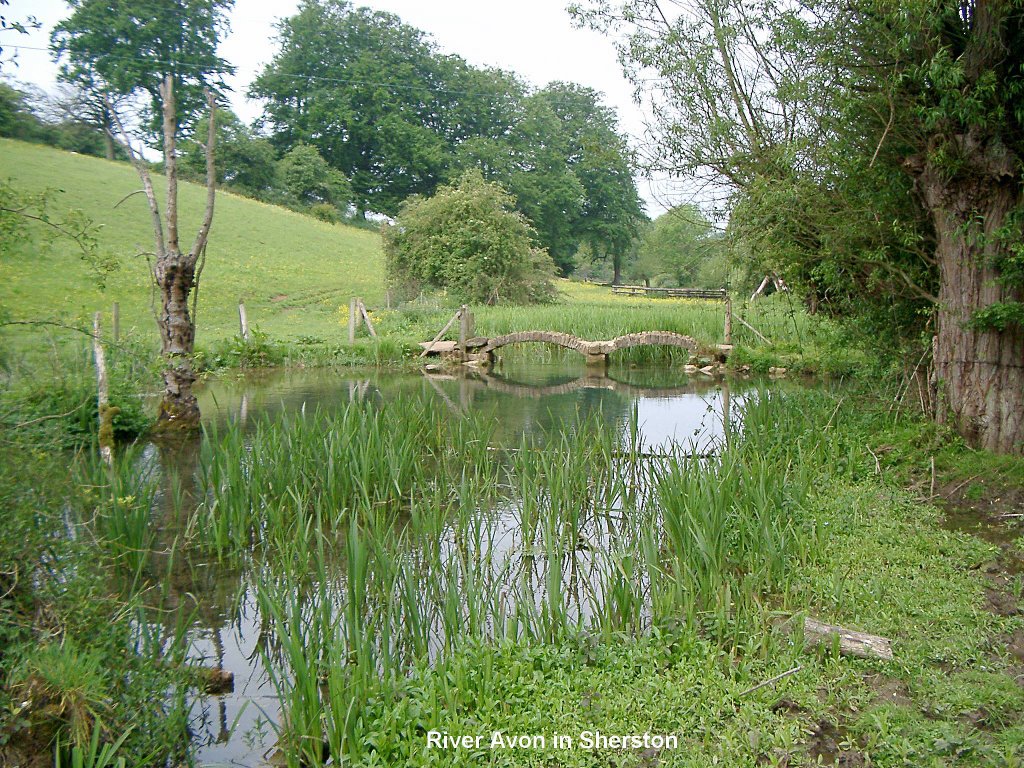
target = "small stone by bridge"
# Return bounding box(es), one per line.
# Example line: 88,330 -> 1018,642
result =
419,330 -> 721,369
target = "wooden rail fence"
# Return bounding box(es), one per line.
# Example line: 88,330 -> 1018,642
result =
610,285 -> 728,300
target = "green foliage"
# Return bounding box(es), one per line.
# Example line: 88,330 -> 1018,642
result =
0,80 -> 116,159
180,108 -> 277,194
172,383 -> 1024,765
0,177 -> 116,286
251,0 -> 449,216
252,1 -> 643,267
55,721 -> 131,768
0,438 -> 191,764
0,338 -> 155,446
0,81 -> 40,140
384,171 -> 557,305
452,83 -> 645,276
631,204 -> 717,287
968,301 -> 1024,332
277,143 -> 351,207
308,202 -> 340,224
52,0 -> 235,137
195,328 -> 285,370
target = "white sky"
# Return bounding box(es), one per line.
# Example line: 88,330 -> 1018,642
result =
4,0 -> 681,215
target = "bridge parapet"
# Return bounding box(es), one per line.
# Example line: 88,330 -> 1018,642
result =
481,330 -> 700,357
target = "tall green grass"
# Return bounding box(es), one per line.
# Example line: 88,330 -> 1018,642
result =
74,386 -> 850,765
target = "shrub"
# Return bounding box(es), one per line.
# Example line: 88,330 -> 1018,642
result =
277,143 -> 351,207
384,171 -> 557,305
309,202 -> 340,224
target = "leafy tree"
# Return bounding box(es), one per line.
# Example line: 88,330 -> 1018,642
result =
182,109 -> 277,194
531,83 -> 645,281
51,0 -> 230,427
51,0 -> 234,140
451,84 -> 644,277
0,80 -> 41,140
634,204 -> 716,287
251,0 -> 449,217
384,171 -> 557,305
575,0 -> 1023,453
837,0 -> 1024,453
0,80 -> 123,158
501,94 -> 586,273
42,81 -> 128,160
277,143 -> 351,207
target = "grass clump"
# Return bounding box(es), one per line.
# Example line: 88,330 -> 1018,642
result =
0,335 -> 156,447
0,436 -> 192,765
117,384 -> 1017,767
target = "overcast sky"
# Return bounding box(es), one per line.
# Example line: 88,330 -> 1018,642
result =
5,0 -> 679,215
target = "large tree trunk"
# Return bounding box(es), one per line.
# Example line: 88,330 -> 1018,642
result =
155,259 -> 200,425
107,77 -> 216,432
919,133 -> 1024,454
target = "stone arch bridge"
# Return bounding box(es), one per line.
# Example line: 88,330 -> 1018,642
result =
421,330 -> 708,368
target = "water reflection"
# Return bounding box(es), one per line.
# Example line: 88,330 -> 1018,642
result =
171,364 -> 749,766
199,365 -> 740,453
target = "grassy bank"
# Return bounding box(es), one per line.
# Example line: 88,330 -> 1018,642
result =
0,138 -> 382,348
0,436 -> 194,766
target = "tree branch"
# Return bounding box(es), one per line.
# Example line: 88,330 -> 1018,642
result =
190,88 -> 218,264
159,75 -> 180,257
0,206 -> 94,254
105,96 -> 165,264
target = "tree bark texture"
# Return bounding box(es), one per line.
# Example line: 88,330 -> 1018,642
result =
919,132 -> 1024,454
152,78 -> 217,430
155,258 -> 200,425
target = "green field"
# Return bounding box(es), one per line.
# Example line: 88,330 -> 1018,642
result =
2,139 -> 819,372
1,138 -> 384,345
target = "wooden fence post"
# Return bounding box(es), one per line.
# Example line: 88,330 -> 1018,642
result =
724,294 -> 732,345
238,301 -> 250,341
419,307 -> 462,358
348,297 -> 357,344
358,299 -> 377,338
458,304 -> 470,354
93,312 -> 113,468
112,301 -> 120,343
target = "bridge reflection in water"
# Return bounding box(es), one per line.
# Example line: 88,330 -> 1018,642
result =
421,367 -> 736,452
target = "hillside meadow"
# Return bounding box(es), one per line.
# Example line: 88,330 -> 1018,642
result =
1,138 -> 384,346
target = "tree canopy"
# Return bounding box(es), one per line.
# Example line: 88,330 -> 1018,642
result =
575,0 -> 1023,453
384,171 -> 557,305
182,108 -> 277,193
250,0 -> 448,217
251,0 -> 644,275
51,0 -> 234,137
632,204 -> 717,287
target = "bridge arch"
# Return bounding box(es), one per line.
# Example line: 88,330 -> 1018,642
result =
482,330 -> 700,358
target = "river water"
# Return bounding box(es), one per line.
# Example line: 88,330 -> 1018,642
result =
164,363 -> 755,766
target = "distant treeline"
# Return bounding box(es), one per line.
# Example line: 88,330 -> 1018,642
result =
247,0 -> 646,276
0,80 -> 124,161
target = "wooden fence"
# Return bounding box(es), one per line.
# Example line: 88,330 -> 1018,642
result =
610,285 -> 728,300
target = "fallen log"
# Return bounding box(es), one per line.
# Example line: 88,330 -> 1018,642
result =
802,617 -> 893,660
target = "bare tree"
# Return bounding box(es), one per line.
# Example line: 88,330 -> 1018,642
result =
43,81 -> 127,160
107,75 -> 216,429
